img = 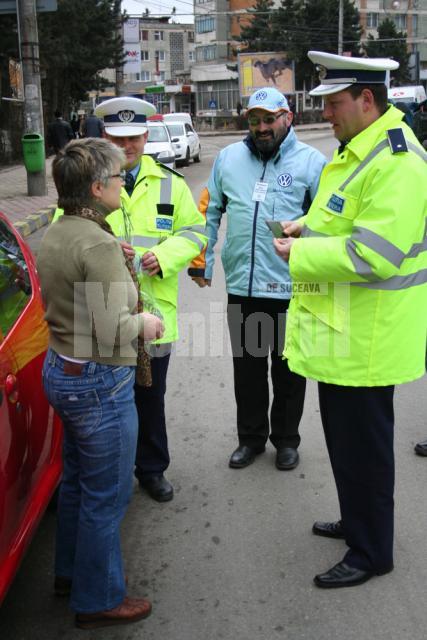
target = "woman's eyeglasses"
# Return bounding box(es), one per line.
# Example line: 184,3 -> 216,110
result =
247,112 -> 286,127
109,170 -> 127,181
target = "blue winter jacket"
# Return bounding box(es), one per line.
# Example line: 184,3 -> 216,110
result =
191,127 -> 327,298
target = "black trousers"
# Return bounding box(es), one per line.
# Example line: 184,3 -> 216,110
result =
134,351 -> 171,479
318,383 -> 395,573
227,294 -> 306,450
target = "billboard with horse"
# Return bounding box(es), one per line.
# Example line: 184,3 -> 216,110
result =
238,52 -> 295,98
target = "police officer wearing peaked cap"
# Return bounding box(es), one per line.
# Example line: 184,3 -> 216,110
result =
75,97 -> 206,502
274,52 -> 427,588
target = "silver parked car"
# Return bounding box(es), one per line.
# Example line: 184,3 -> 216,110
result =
145,122 -> 176,169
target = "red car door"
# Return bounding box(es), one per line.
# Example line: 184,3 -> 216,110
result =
0,214 -> 62,604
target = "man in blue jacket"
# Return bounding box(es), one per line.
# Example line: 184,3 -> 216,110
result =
189,87 -> 326,470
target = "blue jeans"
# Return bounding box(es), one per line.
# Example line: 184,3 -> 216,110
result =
42,349 -> 138,613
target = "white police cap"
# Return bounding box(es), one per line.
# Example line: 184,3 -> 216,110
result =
308,51 -> 399,97
94,96 -> 156,136
247,87 -> 289,113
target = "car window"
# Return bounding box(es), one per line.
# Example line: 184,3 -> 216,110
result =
185,124 -> 193,134
0,220 -> 31,338
147,126 -> 169,142
166,124 -> 185,137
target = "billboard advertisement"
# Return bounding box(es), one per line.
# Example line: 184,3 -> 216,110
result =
238,52 -> 295,98
123,18 -> 140,44
123,43 -> 141,74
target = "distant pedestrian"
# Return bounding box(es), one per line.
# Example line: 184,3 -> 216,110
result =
70,114 -> 80,139
81,109 -> 104,138
46,110 -> 74,154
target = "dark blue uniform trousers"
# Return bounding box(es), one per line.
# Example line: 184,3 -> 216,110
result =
134,352 -> 171,479
318,382 -> 395,573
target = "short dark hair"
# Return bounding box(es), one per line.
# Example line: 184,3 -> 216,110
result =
54,109 -> 62,118
345,84 -> 388,114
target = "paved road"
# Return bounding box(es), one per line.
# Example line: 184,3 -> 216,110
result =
1,132 -> 426,640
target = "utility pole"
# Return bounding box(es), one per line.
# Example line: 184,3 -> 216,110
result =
17,0 -> 47,196
338,0 -> 344,55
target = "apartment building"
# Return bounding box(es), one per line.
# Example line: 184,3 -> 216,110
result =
356,0 -> 427,83
123,16 -> 197,113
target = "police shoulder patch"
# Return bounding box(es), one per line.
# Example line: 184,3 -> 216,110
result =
326,193 -> 345,214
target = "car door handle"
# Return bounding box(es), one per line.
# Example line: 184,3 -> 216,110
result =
5,374 -> 19,403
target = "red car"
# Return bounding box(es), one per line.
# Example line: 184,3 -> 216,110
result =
0,212 -> 62,605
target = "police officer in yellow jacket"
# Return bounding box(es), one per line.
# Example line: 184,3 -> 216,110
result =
274,52 -> 427,588
93,97 -> 207,501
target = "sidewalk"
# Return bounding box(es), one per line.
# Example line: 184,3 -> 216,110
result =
0,122 -> 331,238
0,157 -> 57,237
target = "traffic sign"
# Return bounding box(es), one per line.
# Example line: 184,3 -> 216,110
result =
0,0 -> 57,14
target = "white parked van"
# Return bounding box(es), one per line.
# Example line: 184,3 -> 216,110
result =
388,86 -> 427,106
163,112 -> 193,125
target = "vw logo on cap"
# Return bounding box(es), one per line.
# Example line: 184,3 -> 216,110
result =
277,173 -> 293,188
118,110 -> 135,123
255,91 -> 267,101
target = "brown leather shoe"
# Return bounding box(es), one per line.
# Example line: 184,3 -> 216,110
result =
75,596 -> 151,629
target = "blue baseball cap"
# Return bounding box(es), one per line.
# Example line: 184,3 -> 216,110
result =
247,87 -> 289,113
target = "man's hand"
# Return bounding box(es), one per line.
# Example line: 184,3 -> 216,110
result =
120,241 -> 135,259
192,277 -> 211,288
273,237 -> 295,262
141,251 -> 161,276
281,220 -> 303,238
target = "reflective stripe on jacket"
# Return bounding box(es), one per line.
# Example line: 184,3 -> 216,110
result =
284,105 -> 427,386
189,127 -> 327,298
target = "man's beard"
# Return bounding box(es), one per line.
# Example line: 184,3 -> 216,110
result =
251,128 -> 287,158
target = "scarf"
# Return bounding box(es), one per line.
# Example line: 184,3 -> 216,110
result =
65,205 -> 152,387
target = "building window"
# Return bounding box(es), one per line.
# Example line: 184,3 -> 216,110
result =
189,51 -> 194,62
195,16 -> 215,34
366,13 -> 378,28
156,50 -> 166,62
196,45 -> 217,62
392,14 -> 406,31
141,30 -> 148,41
158,71 -> 166,81
141,50 -> 149,61
140,70 -> 151,81
197,79 -> 239,112
154,30 -> 164,41
412,14 -> 418,35
188,31 -> 194,43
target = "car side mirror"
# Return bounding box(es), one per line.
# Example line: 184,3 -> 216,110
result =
171,137 -> 179,142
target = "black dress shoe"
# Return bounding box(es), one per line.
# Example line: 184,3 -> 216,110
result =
312,520 -> 345,539
275,447 -> 299,470
139,474 -> 174,502
229,445 -> 265,469
415,439 -> 427,456
314,561 -> 393,589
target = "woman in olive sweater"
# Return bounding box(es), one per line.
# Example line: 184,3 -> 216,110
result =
37,138 -> 163,629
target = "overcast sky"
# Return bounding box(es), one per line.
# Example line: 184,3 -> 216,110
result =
122,0 -> 194,23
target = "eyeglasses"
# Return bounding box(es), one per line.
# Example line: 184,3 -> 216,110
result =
109,170 -> 127,181
247,112 -> 286,127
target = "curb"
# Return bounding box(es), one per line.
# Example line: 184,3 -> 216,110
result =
14,205 -> 56,238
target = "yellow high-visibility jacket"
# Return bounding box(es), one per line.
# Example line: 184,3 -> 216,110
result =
54,156 -> 207,343
284,105 -> 427,386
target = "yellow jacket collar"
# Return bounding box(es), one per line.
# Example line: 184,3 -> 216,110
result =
346,105 -> 405,162
138,154 -> 168,179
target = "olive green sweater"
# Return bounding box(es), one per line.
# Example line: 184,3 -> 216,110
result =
37,216 -> 144,366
